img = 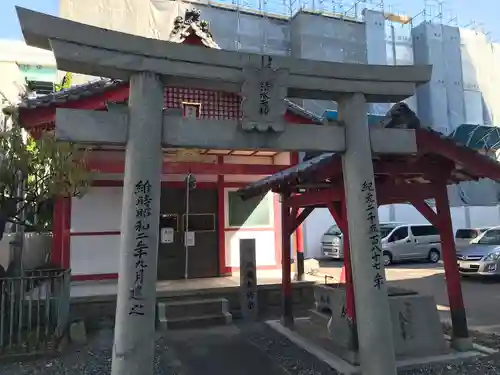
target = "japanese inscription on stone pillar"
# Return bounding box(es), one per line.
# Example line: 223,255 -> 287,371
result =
361,181 -> 385,290
241,56 -> 288,133
398,301 -> 415,341
129,180 -> 153,316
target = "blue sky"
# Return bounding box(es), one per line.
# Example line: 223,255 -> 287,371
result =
0,0 -> 498,41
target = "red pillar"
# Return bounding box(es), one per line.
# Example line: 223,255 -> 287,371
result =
295,209 -> 305,281
62,197 -> 71,269
51,197 -> 64,267
290,152 -> 305,282
434,183 -> 470,346
281,194 -> 293,327
216,157 -> 230,276
327,200 -> 358,350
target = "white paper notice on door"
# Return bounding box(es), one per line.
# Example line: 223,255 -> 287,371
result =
161,227 -> 174,244
185,231 -> 195,247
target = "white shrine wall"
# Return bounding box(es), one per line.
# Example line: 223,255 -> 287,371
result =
69,151 -> 289,277
70,183 -> 281,277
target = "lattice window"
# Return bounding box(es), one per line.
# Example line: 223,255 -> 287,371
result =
164,87 -> 241,120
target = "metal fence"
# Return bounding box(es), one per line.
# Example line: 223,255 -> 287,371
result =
0,268 -> 70,357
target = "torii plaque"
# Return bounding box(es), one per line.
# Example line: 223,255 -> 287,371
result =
16,7 -> 431,375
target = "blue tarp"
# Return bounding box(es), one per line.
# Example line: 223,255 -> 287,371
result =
323,110 -> 386,126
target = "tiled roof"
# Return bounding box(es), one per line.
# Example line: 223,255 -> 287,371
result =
239,152 -> 337,199
17,78 -> 126,109
237,128 -> 500,199
15,78 -> 324,124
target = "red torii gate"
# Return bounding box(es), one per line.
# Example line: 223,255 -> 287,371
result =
238,127 -> 500,348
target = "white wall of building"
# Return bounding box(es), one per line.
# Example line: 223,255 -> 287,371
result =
0,39 -> 56,103
303,203 -> 500,259
0,39 -> 57,129
223,188 -> 277,268
70,186 -> 122,275
70,183 -> 280,276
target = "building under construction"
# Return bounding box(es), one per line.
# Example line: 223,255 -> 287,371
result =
60,0 -> 500,134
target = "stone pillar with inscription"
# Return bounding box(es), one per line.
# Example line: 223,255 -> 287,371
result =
339,93 -> 397,375
240,238 -> 258,320
112,72 -> 164,375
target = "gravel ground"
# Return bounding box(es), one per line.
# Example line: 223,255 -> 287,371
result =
1,330 -> 181,375
1,322 -> 500,375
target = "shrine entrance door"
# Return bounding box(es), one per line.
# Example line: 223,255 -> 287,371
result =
157,187 -> 219,280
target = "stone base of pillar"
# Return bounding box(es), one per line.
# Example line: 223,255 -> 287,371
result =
281,314 -> 294,328
450,337 -> 473,352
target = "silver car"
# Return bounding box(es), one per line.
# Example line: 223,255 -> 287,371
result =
321,225 -> 342,259
456,227 -> 500,277
321,222 -> 403,260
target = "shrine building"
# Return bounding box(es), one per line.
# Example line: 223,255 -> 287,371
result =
16,13 -> 316,281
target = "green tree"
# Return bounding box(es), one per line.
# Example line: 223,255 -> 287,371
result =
0,109 -> 92,238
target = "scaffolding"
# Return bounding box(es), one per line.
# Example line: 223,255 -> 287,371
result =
205,0 -> 497,125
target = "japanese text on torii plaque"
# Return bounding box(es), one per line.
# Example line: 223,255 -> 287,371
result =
240,56 -> 289,133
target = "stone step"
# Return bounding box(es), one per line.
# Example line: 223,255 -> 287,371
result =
160,312 -> 233,330
157,298 -> 233,330
159,298 -> 229,320
308,308 -> 330,326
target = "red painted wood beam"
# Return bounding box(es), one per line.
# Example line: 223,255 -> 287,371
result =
416,129 -> 500,181
283,159 -> 443,195
378,184 -> 435,204
326,201 -> 346,233
288,183 -> 435,208
326,199 -> 357,346
287,188 -> 344,207
291,207 -> 314,233
19,84 -> 130,128
411,200 -> 438,227
87,159 -> 287,175
375,159 -> 439,176
434,182 -> 470,342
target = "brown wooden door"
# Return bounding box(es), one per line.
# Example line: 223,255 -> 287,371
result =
157,187 -> 219,280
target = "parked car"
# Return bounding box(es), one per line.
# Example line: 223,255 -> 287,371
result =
321,222 -> 441,265
320,224 -> 342,259
0,223 -> 52,276
381,224 -> 441,265
321,222 -> 404,260
456,227 -> 500,278
455,228 -> 490,249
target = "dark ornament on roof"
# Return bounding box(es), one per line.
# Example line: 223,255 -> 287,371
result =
381,102 -> 421,130
171,8 -> 213,41
184,8 -> 201,24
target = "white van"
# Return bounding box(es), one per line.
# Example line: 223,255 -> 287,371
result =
321,223 -> 441,266
381,224 -> 441,266
321,222 -> 403,259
